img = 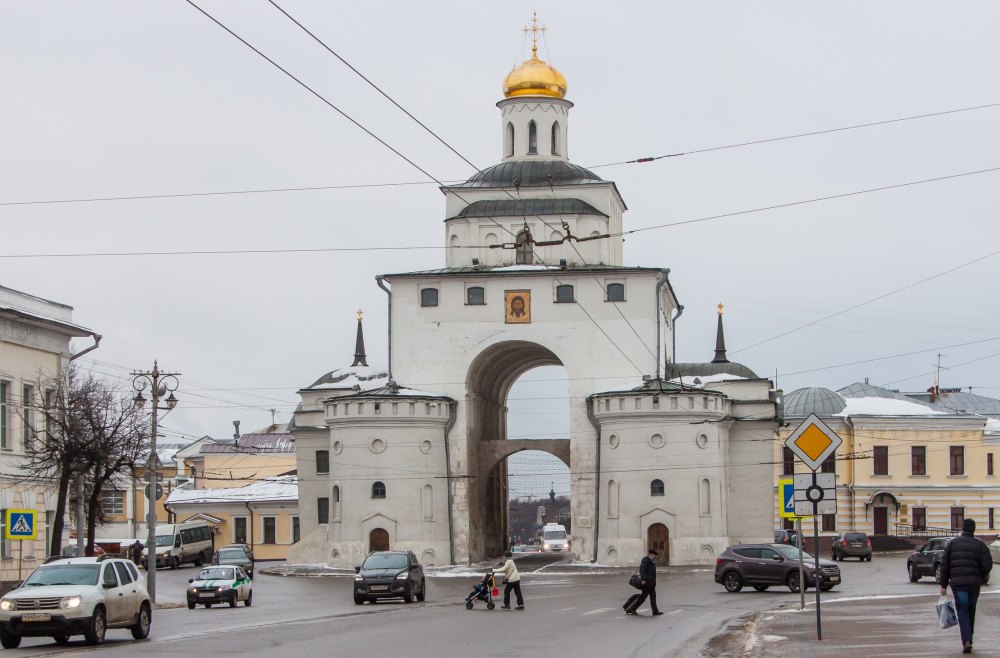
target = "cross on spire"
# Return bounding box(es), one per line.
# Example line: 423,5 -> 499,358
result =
522,11 -> 547,59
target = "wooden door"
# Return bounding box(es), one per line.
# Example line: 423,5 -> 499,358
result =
873,507 -> 888,535
647,523 -> 669,564
369,528 -> 389,552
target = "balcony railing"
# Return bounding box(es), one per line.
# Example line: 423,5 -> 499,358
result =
894,523 -> 955,538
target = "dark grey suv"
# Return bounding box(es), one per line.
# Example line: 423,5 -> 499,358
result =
907,537 -> 956,583
831,532 -> 872,561
354,551 -> 426,604
715,543 -> 841,593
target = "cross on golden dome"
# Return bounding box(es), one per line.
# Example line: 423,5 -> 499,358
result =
717,303 -> 724,316
357,308 -> 363,322
522,11 -> 547,59
502,12 -> 567,99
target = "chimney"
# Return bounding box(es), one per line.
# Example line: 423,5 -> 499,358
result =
233,420 -> 241,443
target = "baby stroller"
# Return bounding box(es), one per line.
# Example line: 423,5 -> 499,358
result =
465,572 -> 497,610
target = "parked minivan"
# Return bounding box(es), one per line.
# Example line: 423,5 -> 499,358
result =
142,522 -> 214,570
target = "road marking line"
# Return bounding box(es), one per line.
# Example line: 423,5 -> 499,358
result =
584,607 -> 615,615
552,607 -> 577,612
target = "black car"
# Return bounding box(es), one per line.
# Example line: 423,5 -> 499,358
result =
714,543 -> 841,593
907,537 -> 956,583
773,529 -> 801,547
831,532 -> 873,561
212,547 -> 254,579
354,551 -> 426,604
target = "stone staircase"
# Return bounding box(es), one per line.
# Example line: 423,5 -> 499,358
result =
871,535 -> 918,552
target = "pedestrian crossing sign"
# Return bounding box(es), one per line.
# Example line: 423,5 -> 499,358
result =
778,479 -> 809,520
5,509 -> 37,540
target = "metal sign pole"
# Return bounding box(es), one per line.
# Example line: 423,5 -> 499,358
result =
814,511 -> 822,640
797,517 -> 804,610
17,540 -> 23,584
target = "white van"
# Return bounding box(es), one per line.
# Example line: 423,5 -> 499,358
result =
540,523 -> 569,552
143,522 -> 214,569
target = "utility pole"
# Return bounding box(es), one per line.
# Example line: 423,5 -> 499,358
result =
131,360 -> 180,604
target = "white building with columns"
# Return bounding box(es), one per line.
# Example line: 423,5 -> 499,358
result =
289,22 -> 781,568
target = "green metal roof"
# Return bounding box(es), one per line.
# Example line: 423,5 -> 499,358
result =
454,160 -> 604,188
448,198 -> 606,220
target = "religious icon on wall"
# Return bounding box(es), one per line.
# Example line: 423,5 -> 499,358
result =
505,290 -> 531,324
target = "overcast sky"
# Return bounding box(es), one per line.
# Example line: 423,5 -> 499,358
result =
4,1 -> 1000,482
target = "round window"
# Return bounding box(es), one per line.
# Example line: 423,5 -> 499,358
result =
420,440 -> 432,454
608,434 -> 619,449
370,438 -> 386,454
332,440 -> 343,455
649,433 -> 665,449
696,433 -> 709,449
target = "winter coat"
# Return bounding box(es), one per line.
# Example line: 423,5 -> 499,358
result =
639,556 -> 656,587
497,558 -> 520,583
940,532 -> 992,589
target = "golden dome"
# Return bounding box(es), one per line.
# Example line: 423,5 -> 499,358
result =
502,51 -> 568,99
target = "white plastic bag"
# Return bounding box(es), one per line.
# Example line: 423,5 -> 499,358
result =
937,595 -> 958,629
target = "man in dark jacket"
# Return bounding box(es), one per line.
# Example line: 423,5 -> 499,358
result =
940,518 -> 992,654
624,549 -> 663,616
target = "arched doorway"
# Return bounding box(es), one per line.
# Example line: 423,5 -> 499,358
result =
648,523 -> 669,564
369,528 -> 389,552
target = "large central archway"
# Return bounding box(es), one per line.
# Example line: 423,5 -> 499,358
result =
465,341 -> 571,558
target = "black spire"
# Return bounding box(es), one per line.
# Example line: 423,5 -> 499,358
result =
351,309 -> 368,367
711,303 -> 729,364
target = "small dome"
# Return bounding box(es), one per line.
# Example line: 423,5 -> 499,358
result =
502,51 -> 567,99
783,387 -> 847,418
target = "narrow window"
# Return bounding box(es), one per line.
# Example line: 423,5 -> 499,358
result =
0,381 -> 9,450
467,286 -> 485,305
515,230 -> 533,265
606,282 -> 625,302
551,121 -> 560,155
317,498 -> 330,525
990,508 -> 995,530
822,514 -> 836,532
912,507 -> 926,531
873,446 -> 888,475
950,506 -> 965,531
527,120 -> 537,154
44,389 -> 54,447
820,454 -> 836,474
699,479 -> 710,515
505,122 -> 515,157
372,481 -> 386,499
782,447 -> 795,476
650,479 -> 664,496
21,384 -> 33,449
555,284 -> 574,303
911,446 -> 926,476
316,450 -> 330,475
989,453 -> 994,477
950,446 -> 965,476
420,288 -> 439,307
332,485 -> 341,521
235,516 -> 249,543
262,517 -> 276,544
292,516 -> 300,543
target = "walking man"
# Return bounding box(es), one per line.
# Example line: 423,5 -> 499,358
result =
940,518 -> 992,654
497,550 -> 524,610
625,549 -> 663,616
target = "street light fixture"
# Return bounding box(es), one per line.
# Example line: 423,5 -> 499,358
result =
131,360 -> 180,605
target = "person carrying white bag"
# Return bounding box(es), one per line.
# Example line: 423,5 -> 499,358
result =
939,517 -> 992,654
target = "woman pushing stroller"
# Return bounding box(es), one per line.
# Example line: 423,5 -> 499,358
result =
496,550 -> 524,610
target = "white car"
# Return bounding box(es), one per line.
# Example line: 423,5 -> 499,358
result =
990,539 -> 1000,564
186,566 -> 253,608
0,556 -> 151,648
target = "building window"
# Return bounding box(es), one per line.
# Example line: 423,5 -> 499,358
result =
316,450 -> 329,475
783,517 -> 794,531
317,498 -> 329,525
650,479 -> 664,496
292,516 -> 300,543
782,447 -> 795,476
551,121 -> 560,155
44,389 -> 54,447
990,508 -> 995,531
0,381 -> 9,450
101,491 -> 124,516
822,514 -> 836,532
0,509 -> 8,558
372,481 -> 386,499
515,230 -> 532,264
527,120 -> 537,154
505,122 -> 514,157
420,288 -> 439,307
606,283 -> 625,302
989,453 -> 994,477
873,446 -> 888,476
555,284 -> 574,303
950,446 -> 965,476
467,286 -> 485,305
820,454 -> 836,474
951,506 -> 965,531
911,446 -> 926,476
234,516 -> 248,544
21,384 -> 33,449
912,507 -> 926,531
262,517 -> 276,544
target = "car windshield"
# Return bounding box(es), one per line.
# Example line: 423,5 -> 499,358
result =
363,554 -> 408,570
218,550 -> 246,560
544,530 -> 567,540
774,545 -> 815,561
23,564 -> 100,586
154,535 -> 174,547
198,567 -> 235,581
845,533 -> 867,541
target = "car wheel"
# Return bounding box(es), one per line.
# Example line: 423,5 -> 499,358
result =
831,551 -> 837,561
169,556 -> 179,570
934,563 -> 943,584
194,556 -> 203,567
787,571 -> 802,593
403,586 -> 414,604
245,591 -> 253,607
229,593 -> 238,608
820,583 -> 835,592
0,630 -> 22,649
907,563 -> 919,582
723,571 -> 743,593
84,607 -> 106,646
130,603 -> 151,640
752,585 -> 769,592
354,595 -> 366,605
205,603 -> 213,608
52,635 -> 71,645
416,579 -> 426,602
188,601 -> 196,609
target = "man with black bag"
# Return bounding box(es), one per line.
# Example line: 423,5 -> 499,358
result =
624,549 -> 663,616
940,518 -> 992,654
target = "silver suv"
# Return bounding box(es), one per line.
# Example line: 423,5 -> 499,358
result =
0,556 -> 151,648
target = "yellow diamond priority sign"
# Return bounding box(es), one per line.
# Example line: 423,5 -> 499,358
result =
784,413 -> 842,471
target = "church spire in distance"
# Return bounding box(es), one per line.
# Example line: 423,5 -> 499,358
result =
712,303 -> 730,364
351,309 -> 368,367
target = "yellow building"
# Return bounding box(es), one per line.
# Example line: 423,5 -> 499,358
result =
185,431 -> 295,489
775,383 -> 998,544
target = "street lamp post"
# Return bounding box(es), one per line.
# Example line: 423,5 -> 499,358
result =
131,360 -> 179,604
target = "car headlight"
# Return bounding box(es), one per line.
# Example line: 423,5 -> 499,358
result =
60,596 -> 82,609
216,587 -> 225,592
354,576 -> 364,582
395,572 -> 408,580
188,588 -> 198,594
0,599 -> 12,611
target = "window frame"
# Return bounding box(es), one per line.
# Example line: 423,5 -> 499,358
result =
372,481 -> 387,499
466,286 -> 486,306
555,284 -> 575,303
873,445 -> 889,476
950,506 -> 965,531
550,121 -> 560,155
912,507 -> 926,531
781,447 -> 794,476
605,282 -> 625,302
0,381 -> 9,450
820,454 -> 836,474
950,446 -> 965,476
527,120 -> 537,154
505,122 -> 514,158
911,446 -> 926,476
291,515 -> 300,543
419,287 -> 439,308
261,516 -> 277,545
989,453 -> 994,477
822,513 -> 836,532
317,498 -> 330,525
21,384 -> 33,449
316,449 -> 330,475
101,490 -> 125,516
650,479 -> 664,496
233,515 -> 249,543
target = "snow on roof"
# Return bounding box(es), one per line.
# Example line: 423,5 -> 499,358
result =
669,373 -> 748,388
308,364 -> 389,390
836,397 -> 947,417
488,265 -> 559,271
165,475 -> 297,506
985,418 -> 1000,435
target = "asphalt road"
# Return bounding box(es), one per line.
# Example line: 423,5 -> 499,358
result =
2,552 -> 984,657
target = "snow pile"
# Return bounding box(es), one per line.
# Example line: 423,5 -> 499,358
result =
670,373 -> 747,388
837,397 -> 946,417
166,475 -> 297,505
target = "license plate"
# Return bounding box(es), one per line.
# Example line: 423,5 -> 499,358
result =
22,613 -> 51,622
851,544 -> 862,547
370,585 -> 389,591
199,593 -> 214,598
829,576 -> 840,582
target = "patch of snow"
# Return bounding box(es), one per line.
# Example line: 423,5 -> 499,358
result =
489,265 -> 558,271
761,635 -> 787,643
166,475 -> 297,505
837,396 -> 946,417
985,417 -> 1000,434
669,374 -> 747,387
